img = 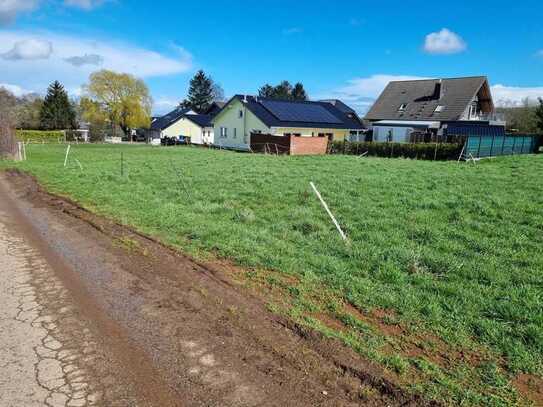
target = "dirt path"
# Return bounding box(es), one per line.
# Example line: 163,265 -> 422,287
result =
0,171 -> 434,407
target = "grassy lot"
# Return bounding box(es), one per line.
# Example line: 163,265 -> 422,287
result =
3,144 -> 542,405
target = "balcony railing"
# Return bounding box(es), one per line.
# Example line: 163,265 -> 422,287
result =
468,112 -> 505,123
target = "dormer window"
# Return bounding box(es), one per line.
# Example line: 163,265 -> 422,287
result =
434,105 -> 445,113
398,103 -> 408,111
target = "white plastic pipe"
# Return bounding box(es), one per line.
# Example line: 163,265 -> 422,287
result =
310,182 -> 348,241
64,145 -> 71,167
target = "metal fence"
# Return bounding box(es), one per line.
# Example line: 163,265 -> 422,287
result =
461,134 -> 538,159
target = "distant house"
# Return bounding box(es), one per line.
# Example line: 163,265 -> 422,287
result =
149,107 -> 192,141
211,95 -> 364,150
149,102 -> 225,145
364,76 -> 506,143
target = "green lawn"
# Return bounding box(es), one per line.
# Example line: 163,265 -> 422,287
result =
3,144 -> 542,405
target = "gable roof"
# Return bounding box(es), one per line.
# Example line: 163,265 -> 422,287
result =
364,76 -> 492,122
205,102 -> 226,116
214,95 -> 363,130
150,107 -> 190,131
319,99 -> 356,114
184,113 -> 213,128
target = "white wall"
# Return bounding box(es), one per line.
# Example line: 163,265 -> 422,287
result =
212,99 -> 270,150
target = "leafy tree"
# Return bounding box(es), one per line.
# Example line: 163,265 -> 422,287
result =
16,95 -> 43,129
536,98 -> 543,133
82,70 -> 152,139
257,81 -> 308,100
39,81 -> 76,130
497,98 -> 538,133
181,70 -> 215,113
291,82 -> 308,101
258,84 -> 275,98
273,81 -> 294,99
212,83 -> 225,102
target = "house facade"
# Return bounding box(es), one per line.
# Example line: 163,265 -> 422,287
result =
364,76 -> 506,143
149,102 -> 224,145
212,95 -> 364,150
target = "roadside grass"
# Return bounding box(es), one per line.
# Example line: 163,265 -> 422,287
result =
3,144 -> 542,405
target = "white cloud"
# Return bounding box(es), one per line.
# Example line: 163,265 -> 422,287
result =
0,30 -> 193,97
423,28 -> 467,55
64,53 -> 103,66
0,82 -> 32,96
282,27 -> 303,35
491,84 -> 543,107
2,38 -> 52,60
0,0 -> 38,25
64,0 -> 103,10
153,97 -> 179,114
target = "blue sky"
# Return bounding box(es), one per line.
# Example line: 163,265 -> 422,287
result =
1,0 -> 543,114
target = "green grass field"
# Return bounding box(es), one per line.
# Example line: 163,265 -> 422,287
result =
3,144 -> 542,405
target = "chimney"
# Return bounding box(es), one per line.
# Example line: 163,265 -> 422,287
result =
435,79 -> 443,99
243,95 -> 248,103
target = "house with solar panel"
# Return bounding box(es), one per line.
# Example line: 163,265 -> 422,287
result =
211,95 -> 364,150
364,76 -> 506,143
149,102 -> 225,145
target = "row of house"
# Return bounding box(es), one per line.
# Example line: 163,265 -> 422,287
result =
150,76 -> 506,149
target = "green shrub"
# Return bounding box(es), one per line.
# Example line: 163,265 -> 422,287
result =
331,141 -> 464,160
16,130 -> 64,143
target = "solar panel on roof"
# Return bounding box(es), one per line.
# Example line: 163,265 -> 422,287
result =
260,100 -> 343,124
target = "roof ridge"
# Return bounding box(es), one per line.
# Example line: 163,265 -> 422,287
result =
388,76 -> 487,84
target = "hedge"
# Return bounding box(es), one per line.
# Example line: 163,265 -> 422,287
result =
16,130 -> 65,143
331,141 -> 464,161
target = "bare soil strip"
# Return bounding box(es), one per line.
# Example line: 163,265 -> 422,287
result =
1,170 -> 439,406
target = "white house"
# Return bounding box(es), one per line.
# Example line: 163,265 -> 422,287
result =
149,102 -> 225,145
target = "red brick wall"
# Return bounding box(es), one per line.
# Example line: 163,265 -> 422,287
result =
250,133 -> 329,155
290,136 -> 328,155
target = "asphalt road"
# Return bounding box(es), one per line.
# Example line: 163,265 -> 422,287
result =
0,180 -> 140,406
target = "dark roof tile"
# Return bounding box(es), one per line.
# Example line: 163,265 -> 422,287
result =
217,95 -> 363,130
365,76 -> 490,122
151,107 -> 190,131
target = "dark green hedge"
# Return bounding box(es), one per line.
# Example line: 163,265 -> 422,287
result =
331,141 -> 464,160
16,130 -> 64,143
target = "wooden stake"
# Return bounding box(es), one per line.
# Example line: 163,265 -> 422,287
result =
310,182 -> 347,241
457,143 -> 466,163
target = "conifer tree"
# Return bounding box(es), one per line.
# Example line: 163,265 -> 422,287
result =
183,70 -> 214,113
39,81 -> 76,130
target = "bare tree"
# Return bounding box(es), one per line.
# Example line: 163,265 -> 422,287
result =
0,88 -> 18,159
